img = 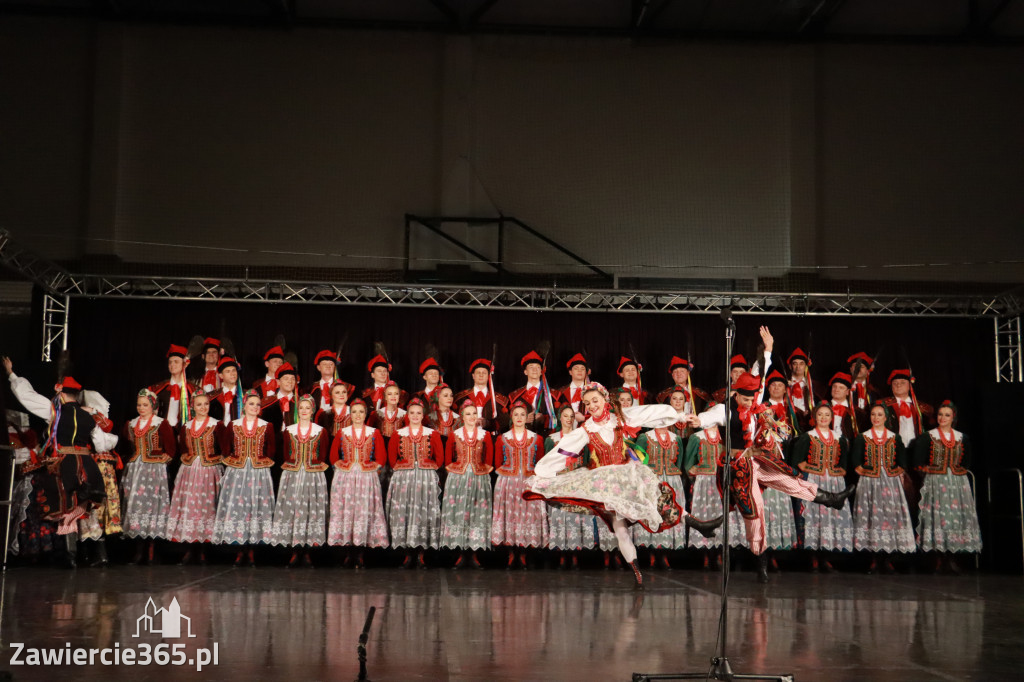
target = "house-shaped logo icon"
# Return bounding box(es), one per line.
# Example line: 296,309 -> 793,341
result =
133,597 -> 196,638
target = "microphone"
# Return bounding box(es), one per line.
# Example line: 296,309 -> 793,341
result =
720,307 -> 736,329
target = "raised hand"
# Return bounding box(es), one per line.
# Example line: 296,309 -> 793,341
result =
2,356 -> 12,376
759,326 -> 774,353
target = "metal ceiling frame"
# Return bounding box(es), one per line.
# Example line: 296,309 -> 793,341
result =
1,228 -> 1022,375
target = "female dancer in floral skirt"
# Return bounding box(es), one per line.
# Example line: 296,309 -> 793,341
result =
123,389 -> 177,564
328,398 -> 389,567
850,402 -> 916,573
913,400 -> 983,574
492,401 -> 549,569
545,404 -> 595,570
213,390 -> 276,566
386,398 -> 444,568
271,395 -> 329,567
166,392 -> 223,564
440,400 -> 493,569
791,402 -> 854,571
632,423 -> 688,568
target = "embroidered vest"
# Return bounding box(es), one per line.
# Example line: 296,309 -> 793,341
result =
801,435 -> 844,476
225,423 -> 273,468
586,429 -> 626,468
282,430 -> 328,472
690,438 -> 721,476
181,423 -> 220,466
376,409 -> 404,438
496,434 -> 538,476
447,434 -> 490,475
857,436 -> 902,478
919,435 -> 966,475
335,430 -> 380,472
393,433 -> 438,471
646,436 -> 682,476
128,424 -> 165,463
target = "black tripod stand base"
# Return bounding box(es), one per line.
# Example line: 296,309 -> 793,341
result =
632,657 -> 794,681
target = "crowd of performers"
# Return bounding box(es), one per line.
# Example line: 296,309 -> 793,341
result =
2,327 -> 982,586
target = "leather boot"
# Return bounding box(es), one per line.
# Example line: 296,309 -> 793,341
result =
813,484 -> 857,510
630,560 -> 644,588
757,553 -> 770,583
685,514 -> 724,539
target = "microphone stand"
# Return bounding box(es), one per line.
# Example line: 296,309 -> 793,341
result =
633,311 -> 794,682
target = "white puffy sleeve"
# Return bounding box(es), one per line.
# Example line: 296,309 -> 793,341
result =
91,426 -> 118,452
696,403 -> 727,430
8,373 -> 54,423
621,404 -> 678,429
534,425 -> 590,478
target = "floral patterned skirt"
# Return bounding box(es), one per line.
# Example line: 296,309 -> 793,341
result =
689,474 -> 748,549
493,472 -> 549,548
852,473 -> 916,553
78,460 -> 122,539
800,472 -> 854,551
328,469 -> 390,548
762,487 -> 798,550
916,472 -> 983,553
212,462 -> 275,545
440,471 -> 493,550
271,469 -> 328,547
123,460 -> 170,540
524,461 -> 681,534
11,473 -> 57,557
548,505 -> 596,550
386,467 -> 441,549
165,462 -> 221,543
632,474 -> 687,549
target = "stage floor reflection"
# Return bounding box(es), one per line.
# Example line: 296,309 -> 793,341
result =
1,567 -> 1019,681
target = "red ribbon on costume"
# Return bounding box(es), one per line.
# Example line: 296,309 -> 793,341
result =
854,383 -> 866,404
473,391 -> 489,409
571,387 -> 582,403
832,404 -> 848,418
169,384 -> 182,401
770,402 -> 787,420
371,386 -> 385,406
263,379 -> 278,394
203,369 -> 218,388
321,384 -> 331,405
280,396 -> 291,413
524,387 -> 538,404
895,401 -> 914,419
790,382 -> 803,400
628,386 -> 640,400
623,424 -> 641,439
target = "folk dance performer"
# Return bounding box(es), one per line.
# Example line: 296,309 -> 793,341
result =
544,404 -> 595,570
454,358 -> 509,435
77,390 -> 122,567
412,357 -> 444,408
316,382 -> 353,440
525,385 -> 722,587
253,346 -> 284,399
790,402 -> 855,572
213,390 -> 276,566
848,352 -> 878,431
309,350 -> 356,413
684,412 -> 748,569
507,351 -> 555,432
363,355 -> 409,409
758,370 -> 800,570
426,384 -> 457,439
149,344 -> 196,431
557,354 -> 591,426
656,355 -> 709,422
386,398 -> 444,568
166,391 -> 223,565
327,398 -> 389,567
271,394 -> 329,567
198,338 -> 222,393
208,356 -> 243,426
122,389 -> 177,564
440,400 -> 494,569
850,401 -> 916,574
616,356 -> 650,406
881,369 -> 934,449
492,400 -> 549,569
631,424 -> 688,568
786,348 -> 814,428
688,370 -> 855,583
912,401 -> 982,574
5,359 -> 116,568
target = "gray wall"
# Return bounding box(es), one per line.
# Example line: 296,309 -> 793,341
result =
2,15 -> 1022,284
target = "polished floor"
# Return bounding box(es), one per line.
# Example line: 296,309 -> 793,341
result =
0,562 -> 1019,681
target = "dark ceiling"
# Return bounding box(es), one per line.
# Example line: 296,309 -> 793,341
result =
2,0 -> 1023,42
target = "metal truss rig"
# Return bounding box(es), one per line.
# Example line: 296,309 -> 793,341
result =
50,273 -> 1022,317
